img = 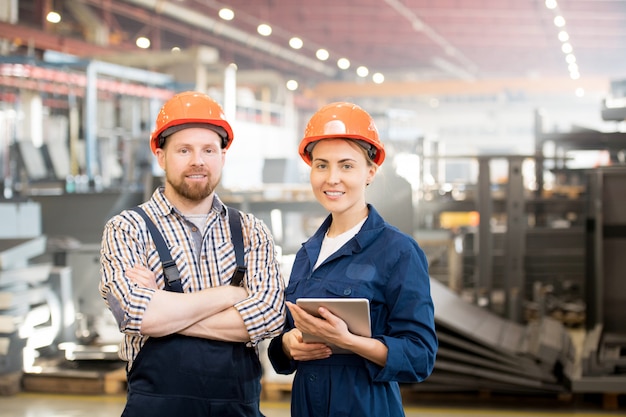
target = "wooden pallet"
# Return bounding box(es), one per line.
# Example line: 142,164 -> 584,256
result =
261,380 -> 292,401
599,392 -> 625,411
22,363 -> 127,395
0,371 -> 22,396
103,366 -> 127,395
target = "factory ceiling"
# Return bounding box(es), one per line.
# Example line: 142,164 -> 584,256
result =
3,0 -> 626,99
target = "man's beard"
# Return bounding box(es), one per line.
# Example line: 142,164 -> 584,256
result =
166,171 -> 220,202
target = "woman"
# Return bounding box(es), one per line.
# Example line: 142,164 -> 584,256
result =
268,102 -> 438,416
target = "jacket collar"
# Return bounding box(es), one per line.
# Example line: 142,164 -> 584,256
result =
303,204 -> 386,262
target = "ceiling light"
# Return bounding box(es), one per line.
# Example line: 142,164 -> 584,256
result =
545,0 -> 558,10
372,73 -> 385,84
289,37 -> 303,50
356,66 -> 369,77
286,80 -> 298,91
553,16 -> 566,27
316,49 -> 329,61
257,24 -> 272,36
171,47 -> 181,53
46,11 -> 61,24
218,8 -> 234,21
136,36 -> 151,49
337,58 -> 350,70
547,5 -> 582,81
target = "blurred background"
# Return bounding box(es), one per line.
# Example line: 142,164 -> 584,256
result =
0,0 -> 625,413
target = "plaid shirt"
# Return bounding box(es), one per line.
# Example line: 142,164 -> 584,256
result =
99,187 -> 285,368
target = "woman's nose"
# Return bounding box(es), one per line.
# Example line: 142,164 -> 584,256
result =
326,167 -> 340,184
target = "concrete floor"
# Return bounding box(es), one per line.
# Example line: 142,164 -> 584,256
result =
0,392 -> 624,417
2,330 -> 621,416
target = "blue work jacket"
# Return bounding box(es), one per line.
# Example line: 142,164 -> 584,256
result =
268,205 -> 437,417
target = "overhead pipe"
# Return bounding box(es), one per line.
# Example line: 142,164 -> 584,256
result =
383,0 -> 478,77
122,0 -> 337,78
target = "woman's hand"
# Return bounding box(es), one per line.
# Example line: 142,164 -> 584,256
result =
287,301 -> 390,367
281,327 -> 332,361
286,301 -> 354,353
126,265 -> 159,290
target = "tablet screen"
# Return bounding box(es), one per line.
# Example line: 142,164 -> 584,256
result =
295,298 -> 371,352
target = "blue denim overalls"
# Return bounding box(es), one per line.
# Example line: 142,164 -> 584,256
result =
122,207 -> 264,416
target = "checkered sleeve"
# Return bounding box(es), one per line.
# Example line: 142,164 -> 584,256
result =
99,210 -> 157,336
232,212 -> 286,345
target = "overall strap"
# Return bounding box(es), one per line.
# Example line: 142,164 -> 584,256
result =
130,207 -> 184,293
227,207 -> 246,287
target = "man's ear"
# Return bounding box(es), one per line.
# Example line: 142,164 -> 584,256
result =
155,147 -> 166,170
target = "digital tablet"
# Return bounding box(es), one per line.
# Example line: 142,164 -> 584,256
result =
295,298 -> 371,352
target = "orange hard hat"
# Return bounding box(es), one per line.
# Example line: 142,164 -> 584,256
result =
149,91 -> 234,154
299,102 -> 385,166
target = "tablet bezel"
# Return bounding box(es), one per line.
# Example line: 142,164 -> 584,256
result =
295,297 -> 371,351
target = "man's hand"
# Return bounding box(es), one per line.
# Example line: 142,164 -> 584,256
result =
126,265 -> 159,290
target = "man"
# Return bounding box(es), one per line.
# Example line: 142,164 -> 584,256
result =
100,91 -> 285,416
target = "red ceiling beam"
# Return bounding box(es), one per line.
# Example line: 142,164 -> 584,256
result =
0,21 -> 136,57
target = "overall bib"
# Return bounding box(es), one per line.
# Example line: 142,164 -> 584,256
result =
122,334 -> 263,416
122,206 -> 263,416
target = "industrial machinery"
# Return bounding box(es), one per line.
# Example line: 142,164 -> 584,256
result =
568,167 -> 626,394
1,42 -> 625,401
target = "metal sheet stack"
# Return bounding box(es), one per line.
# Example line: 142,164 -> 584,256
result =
413,279 -> 576,394
0,242 -> 50,371
0,202 -> 49,394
